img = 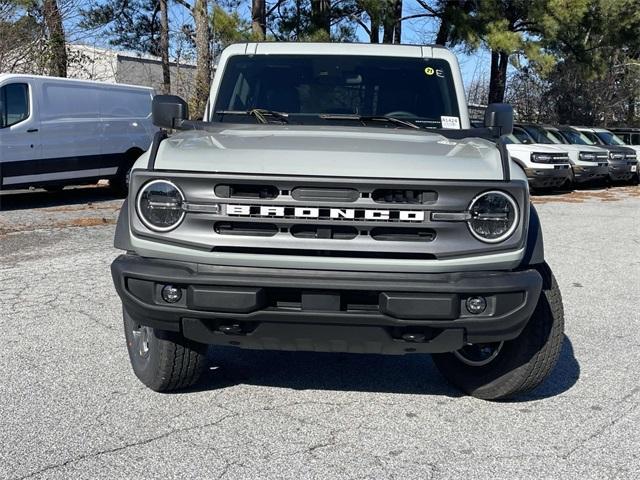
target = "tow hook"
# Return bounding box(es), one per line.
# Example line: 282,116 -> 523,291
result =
219,324 -> 243,335
402,332 -> 426,343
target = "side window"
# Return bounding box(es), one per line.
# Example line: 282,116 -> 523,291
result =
0,83 -> 30,128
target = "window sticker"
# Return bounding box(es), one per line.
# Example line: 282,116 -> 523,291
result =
441,116 -> 461,129
424,66 -> 445,78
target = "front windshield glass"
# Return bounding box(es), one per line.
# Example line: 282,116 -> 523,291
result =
213,55 -> 460,128
502,133 -> 521,144
582,130 -> 602,144
546,129 -> 568,144
523,125 -> 554,144
561,129 -> 596,145
595,131 -> 626,146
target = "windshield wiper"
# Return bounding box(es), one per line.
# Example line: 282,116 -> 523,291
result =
215,109 -> 289,124
319,114 -> 420,130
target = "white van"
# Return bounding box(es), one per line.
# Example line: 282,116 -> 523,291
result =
0,74 -> 156,193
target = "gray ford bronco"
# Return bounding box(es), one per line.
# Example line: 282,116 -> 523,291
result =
111,43 -> 564,400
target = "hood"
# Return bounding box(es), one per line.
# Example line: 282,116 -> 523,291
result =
506,143 -> 569,154
585,144 -> 633,154
152,125 -> 505,180
521,142 -> 607,154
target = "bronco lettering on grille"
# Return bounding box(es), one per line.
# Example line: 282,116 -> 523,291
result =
225,205 -> 425,222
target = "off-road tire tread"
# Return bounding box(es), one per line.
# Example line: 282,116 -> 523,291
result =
124,309 -> 207,392
154,335 -> 207,392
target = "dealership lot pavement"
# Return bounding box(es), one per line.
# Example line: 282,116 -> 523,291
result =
1,185 -> 639,480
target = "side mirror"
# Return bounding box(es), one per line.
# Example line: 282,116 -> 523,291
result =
152,95 -> 189,129
484,103 -> 513,136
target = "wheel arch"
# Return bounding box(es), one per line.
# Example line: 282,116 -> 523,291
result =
520,203 -> 545,267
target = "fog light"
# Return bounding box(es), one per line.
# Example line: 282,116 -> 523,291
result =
466,296 -> 487,314
161,285 -> 182,303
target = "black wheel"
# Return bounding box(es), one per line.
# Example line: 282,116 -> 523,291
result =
123,309 -> 207,392
432,263 -> 564,401
563,171 -> 575,191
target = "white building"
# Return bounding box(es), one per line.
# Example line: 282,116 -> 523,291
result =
66,44 -> 197,99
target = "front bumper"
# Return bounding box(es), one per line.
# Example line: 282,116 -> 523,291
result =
111,254 -> 543,355
609,161 -> 638,181
572,163 -> 609,183
525,165 -> 571,189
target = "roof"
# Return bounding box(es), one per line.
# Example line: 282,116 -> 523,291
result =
0,73 -> 154,91
609,127 -> 640,132
223,41 -> 451,59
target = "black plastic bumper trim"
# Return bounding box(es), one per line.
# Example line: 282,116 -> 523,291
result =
112,255 -> 543,349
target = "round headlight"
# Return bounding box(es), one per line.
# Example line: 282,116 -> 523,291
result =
467,191 -> 518,243
136,179 -> 185,232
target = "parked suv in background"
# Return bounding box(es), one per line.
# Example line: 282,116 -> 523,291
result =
564,126 -> 637,182
586,127 -> 640,183
111,42 -> 565,401
610,127 -> 640,146
501,132 -> 571,190
514,124 -> 608,186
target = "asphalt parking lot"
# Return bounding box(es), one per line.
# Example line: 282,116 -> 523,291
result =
1,184 -> 639,480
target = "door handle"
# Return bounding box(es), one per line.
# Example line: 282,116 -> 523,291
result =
27,128 -> 39,133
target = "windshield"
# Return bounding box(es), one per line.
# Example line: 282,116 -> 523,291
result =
560,129 -> 596,145
581,130 -> 602,145
595,130 -> 626,146
522,125 -> 554,144
546,129 -> 568,144
213,55 -> 460,128
502,133 -> 521,144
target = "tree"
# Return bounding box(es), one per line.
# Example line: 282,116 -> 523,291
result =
80,0 -> 172,93
382,0 -> 401,43
192,0 -> 210,118
356,0 -> 404,43
269,0 -> 357,41
424,0 -> 589,104
310,0 -> 330,39
211,3 -> 252,49
42,0 -> 67,76
0,1 -> 46,74
159,0 -> 170,93
543,0 -> 640,125
252,0 -> 266,39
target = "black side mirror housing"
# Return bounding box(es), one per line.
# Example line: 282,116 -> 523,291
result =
152,95 -> 189,129
484,103 -> 513,136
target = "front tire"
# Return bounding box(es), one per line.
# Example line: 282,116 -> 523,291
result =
123,309 -> 207,392
432,263 -> 564,401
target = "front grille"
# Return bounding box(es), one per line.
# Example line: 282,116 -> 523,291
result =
291,187 -> 359,202
130,172 -> 527,260
214,184 -> 279,199
369,227 -> 435,242
214,221 -> 278,236
372,189 -> 438,204
290,225 -> 358,240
